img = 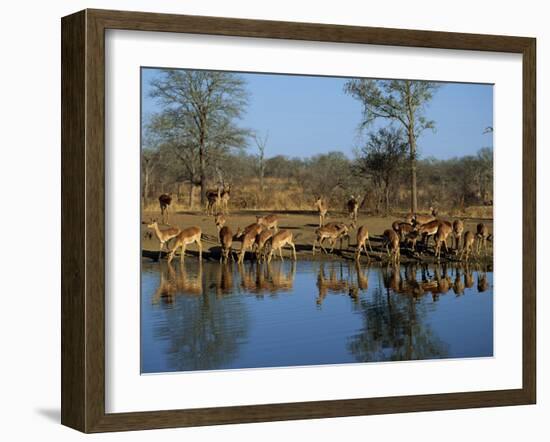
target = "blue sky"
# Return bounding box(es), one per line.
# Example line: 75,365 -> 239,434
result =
141,68 -> 493,160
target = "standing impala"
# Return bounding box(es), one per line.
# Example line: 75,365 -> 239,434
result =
218,226 -> 233,263
167,226 -> 203,263
347,195 -> 359,223
383,229 -> 400,264
355,225 -> 373,261
434,222 -> 453,261
256,214 -> 280,233
220,184 -> 231,214
267,230 -> 297,263
147,221 -> 181,260
412,207 -> 438,226
476,223 -> 490,255
158,193 -> 172,223
214,213 -> 226,232
460,230 -> 475,261
452,219 -> 464,251
392,220 -> 414,242
255,229 -> 274,261
312,223 -> 349,255
459,231 -> 476,262
315,196 -> 328,227
205,187 -> 221,215
237,226 -> 262,263
235,222 -> 263,241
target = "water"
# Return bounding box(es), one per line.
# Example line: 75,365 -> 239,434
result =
141,259 -> 493,374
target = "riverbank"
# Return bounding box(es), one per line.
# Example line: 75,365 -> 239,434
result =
142,210 -> 493,265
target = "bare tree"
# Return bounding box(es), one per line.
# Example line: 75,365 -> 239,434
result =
148,69 -> 250,205
345,79 -> 439,213
141,147 -> 160,207
355,127 -> 408,215
253,131 -> 269,192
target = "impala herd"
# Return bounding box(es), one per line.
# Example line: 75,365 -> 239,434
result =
146,193 -> 492,265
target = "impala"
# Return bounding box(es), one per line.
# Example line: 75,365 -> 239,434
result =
219,226 -> 233,263
383,229 -> 400,264
476,223 -> 490,255
236,222 -> 263,240
434,221 -> 453,261
452,219 -> 464,251
324,221 -> 355,248
158,193 -> 173,223
355,225 -> 373,261
147,220 -> 181,260
267,230 -> 297,263
255,229 -> 274,261
214,213 -> 226,232
459,231 -> 476,262
347,195 -> 359,222
315,196 -> 328,227
220,184 -> 231,214
312,223 -> 349,255
256,214 -> 280,232
412,207 -> 438,226
392,220 -> 414,242
415,219 -> 440,249
167,226 -> 203,263
237,226 -> 261,263
205,187 -> 223,215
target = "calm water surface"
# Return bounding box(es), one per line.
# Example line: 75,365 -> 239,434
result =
141,259 -> 493,373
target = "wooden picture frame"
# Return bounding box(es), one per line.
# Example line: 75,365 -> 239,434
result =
61,8 -> 536,433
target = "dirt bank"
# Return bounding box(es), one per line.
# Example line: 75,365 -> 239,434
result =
141,209 -> 493,265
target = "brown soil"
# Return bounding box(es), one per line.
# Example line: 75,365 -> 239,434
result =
142,209 -> 493,265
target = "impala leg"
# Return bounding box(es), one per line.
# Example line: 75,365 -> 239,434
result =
291,242 -> 297,261
197,239 -> 202,261
168,246 -> 176,264
319,238 -> 328,254
180,245 -> 187,262
279,247 -> 284,261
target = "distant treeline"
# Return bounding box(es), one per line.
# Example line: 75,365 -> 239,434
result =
141,143 -> 493,214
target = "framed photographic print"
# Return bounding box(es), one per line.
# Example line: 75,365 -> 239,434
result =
61,9 -> 536,433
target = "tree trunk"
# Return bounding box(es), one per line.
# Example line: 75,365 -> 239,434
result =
259,162 -> 265,193
188,183 -> 196,209
385,183 -> 390,215
143,168 -> 150,208
199,142 -> 207,206
408,129 -> 418,214
199,112 -> 208,206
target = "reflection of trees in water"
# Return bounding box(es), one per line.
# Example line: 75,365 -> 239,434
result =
346,262 -> 492,362
347,264 -> 449,362
144,259 -> 492,371
150,261 -> 249,372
